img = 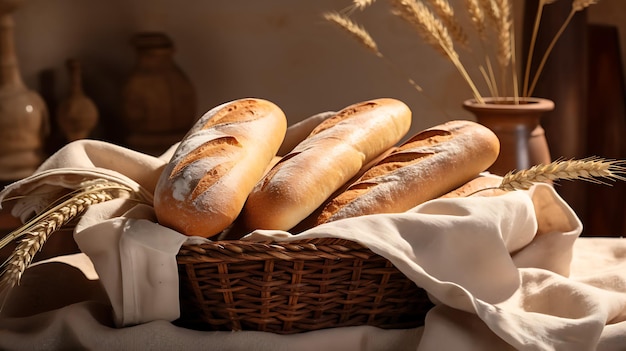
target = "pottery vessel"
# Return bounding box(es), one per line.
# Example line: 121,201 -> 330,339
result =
463,97 -> 554,176
0,3 -> 49,182
122,32 -> 197,156
56,59 -> 99,142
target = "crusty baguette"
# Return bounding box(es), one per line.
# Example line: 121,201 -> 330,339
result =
153,98 -> 287,238
288,145 -> 399,234
316,120 -> 500,224
277,111 -> 335,156
239,98 -> 412,232
440,174 -> 506,198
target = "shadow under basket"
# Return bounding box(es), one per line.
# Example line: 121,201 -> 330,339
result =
175,237 -> 434,334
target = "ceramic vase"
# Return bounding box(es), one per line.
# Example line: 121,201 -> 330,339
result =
0,0 -> 49,182
56,59 -> 99,142
122,32 -> 197,156
462,97 -> 554,176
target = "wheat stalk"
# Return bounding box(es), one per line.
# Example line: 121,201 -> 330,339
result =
493,0 -> 512,67
0,179 -> 142,308
509,25 -> 519,104
326,0 -> 597,101
389,0 -> 484,102
464,0 -> 500,97
425,0 -> 469,48
323,11 -> 382,57
353,0 -> 377,10
323,10 -> 430,95
527,0 -> 598,97
479,0 -> 501,26
465,0 -> 486,39
390,0 -> 453,56
499,158 -> 626,191
323,2 -> 461,113
522,0 -> 559,97
572,0 -> 598,11
465,157 -> 626,197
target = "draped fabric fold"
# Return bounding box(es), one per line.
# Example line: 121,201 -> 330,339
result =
1,119 -> 625,350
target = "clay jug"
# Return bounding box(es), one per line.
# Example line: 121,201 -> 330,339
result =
56,59 -> 99,142
122,32 -> 197,156
0,2 -> 49,182
463,97 -> 554,176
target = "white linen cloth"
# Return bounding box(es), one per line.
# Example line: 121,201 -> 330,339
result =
1,116 -> 626,350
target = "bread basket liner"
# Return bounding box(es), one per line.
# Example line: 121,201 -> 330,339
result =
68,182 -> 582,344
0,137 -> 588,348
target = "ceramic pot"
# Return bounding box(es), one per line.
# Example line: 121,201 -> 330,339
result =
122,32 -> 197,156
462,97 -> 554,176
56,59 -> 99,142
0,5 -> 49,182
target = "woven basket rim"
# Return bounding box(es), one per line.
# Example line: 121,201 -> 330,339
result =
177,237 -> 377,264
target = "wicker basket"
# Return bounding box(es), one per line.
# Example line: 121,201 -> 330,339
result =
175,237 -> 434,334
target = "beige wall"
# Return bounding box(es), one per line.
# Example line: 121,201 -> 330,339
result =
9,0 -> 620,144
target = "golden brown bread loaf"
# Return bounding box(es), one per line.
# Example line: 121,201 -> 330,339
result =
287,145 -> 400,234
316,120 -> 500,224
440,174 -> 506,198
153,98 -> 287,238
277,111 -> 335,156
239,98 -> 413,232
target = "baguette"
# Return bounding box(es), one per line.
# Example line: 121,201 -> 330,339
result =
440,174 -> 506,198
153,98 -> 287,238
239,98 -> 412,231
316,120 -> 500,224
277,111 -> 335,156
288,145 -> 399,234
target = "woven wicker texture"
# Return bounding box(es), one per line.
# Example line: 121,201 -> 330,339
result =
176,238 -> 434,334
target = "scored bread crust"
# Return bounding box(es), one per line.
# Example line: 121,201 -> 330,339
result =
239,98 -> 413,231
316,120 -> 500,224
153,98 -> 287,238
440,174 -> 506,198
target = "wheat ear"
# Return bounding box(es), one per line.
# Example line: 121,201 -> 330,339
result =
493,0 -> 512,68
352,0 -> 377,10
323,11 -> 382,57
323,11 -> 430,97
464,0 -> 500,97
499,158 -> 626,191
475,0 -> 505,95
479,0 -> 501,26
390,0 -> 484,103
425,0 -> 469,48
527,0 -> 598,97
465,0 -> 486,38
0,179 -> 141,308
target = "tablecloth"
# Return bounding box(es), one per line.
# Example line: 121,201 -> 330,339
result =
1,114 -> 625,351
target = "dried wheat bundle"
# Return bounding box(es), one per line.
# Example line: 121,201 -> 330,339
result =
0,179 -> 145,308
324,0 -> 600,101
389,0 -> 484,102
